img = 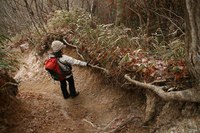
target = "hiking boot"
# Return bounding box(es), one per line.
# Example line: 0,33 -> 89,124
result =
64,94 -> 70,99
71,92 -> 79,98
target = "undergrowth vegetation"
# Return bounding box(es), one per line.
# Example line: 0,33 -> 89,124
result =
0,35 -> 18,121
0,35 -> 17,71
14,9 -> 189,87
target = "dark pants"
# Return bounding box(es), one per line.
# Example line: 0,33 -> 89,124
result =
60,75 -> 77,98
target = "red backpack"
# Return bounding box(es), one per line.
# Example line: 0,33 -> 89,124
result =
44,58 -> 65,81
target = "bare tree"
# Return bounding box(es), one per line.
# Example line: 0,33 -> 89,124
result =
23,0 -> 42,36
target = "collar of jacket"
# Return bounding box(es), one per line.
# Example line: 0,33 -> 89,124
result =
49,53 -> 56,58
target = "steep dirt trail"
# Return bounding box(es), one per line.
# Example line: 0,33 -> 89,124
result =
5,48 -> 150,133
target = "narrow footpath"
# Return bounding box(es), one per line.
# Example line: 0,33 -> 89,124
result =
5,48 -> 148,133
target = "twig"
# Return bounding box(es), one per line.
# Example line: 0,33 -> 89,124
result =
63,38 -> 85,60
159,7 -> 184,21
0,82 -> 18,90
63,38 -> 77,48
89,65 -> 109,74
82,118 -> 97,128
63,38 -> 110,74
101,117 -> 120,131
149,9 -> 185,34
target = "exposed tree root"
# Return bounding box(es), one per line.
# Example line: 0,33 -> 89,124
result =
143,91 -> 159,125
100,115 -> 142,133
63,38 -> 199,103
110,116 -> 142,133
124,74 -> 200,102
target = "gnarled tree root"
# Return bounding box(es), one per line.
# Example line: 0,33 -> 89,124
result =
124,74 -> 200,102
143,90 -> 159,125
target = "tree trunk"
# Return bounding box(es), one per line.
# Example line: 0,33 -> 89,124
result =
124,0 -> 200,102
115,0 -> 123,26
89,0 -> 97,29
66,0 -> 69,11
185,0 -> 200,84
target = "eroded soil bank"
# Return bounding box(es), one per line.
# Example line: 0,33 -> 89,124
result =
3,48 -> 200,133
7,67 -> 148,133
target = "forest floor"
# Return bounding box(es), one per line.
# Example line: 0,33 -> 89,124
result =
3,48 -> 151,133
3,47 -> 200,133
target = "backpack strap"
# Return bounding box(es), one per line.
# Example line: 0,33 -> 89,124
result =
57,58 -> 72,69
57,58 -> 72,76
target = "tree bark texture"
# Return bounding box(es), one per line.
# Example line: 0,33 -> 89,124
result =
144,90 -> 159,124
185,0 -> 200,84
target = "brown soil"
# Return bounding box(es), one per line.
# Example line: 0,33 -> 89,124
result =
2,47 -> 200,133
3,48 -> 151,133
5,67 -> 151,133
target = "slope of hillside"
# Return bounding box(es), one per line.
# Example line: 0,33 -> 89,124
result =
5,47 -> 150,133
2,45 -> 199,133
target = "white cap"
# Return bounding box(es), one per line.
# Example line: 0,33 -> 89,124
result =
51,40 -> 66,52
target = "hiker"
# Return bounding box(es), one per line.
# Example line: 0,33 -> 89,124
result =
48,40 -> 89,99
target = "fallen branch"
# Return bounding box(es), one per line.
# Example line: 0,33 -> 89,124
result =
63,38 -> 109,74
63,38 -> 85,60
89,64 -> 109,74
124,74 -> 200,102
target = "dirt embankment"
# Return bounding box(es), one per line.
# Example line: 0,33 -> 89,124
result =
3,48 -> 149,133
3,47 -> 200,133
